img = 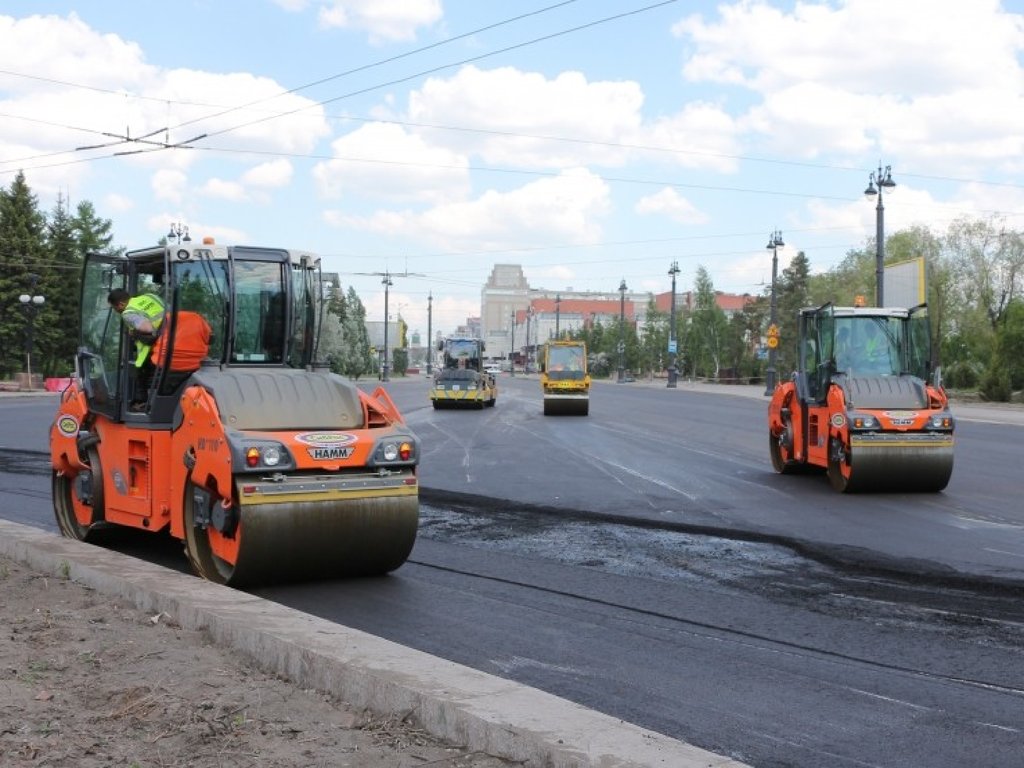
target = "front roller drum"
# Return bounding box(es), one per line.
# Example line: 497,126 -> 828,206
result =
184,482 -> 419,586
828,436 -> 954,493
543,395 -> 589,416
52,446 -> 104,542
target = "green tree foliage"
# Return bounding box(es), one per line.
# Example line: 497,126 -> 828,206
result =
0,172 -> 50,379
42,193 -> 82,377
980,299 -> 1024,401
640,300 -> 668,376
775,251 -> 811,380
687,266 -> 729,380
337,286 -> 374,379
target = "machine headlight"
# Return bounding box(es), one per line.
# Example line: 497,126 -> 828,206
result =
929,414 -> 954,429
242,442 -> 290,469
263,445 -> 282,466
376,439 -> 415,463
850,413 -> 877,429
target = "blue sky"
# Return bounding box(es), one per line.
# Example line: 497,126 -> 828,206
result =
2,0 -> 1023,338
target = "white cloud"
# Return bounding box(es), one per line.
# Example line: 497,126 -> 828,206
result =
151,169 -> 187,204
673,0 -> 1024,175
200,178 -> 247,202
312,122 -> 469,204
635,187 -> 709,225
242,159 -> 293,189
317,0 -> 442,43
103,192 -> 134,213
406,66 -> 645,169
329,168 -> 611,251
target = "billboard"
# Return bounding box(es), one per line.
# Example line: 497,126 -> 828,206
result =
884,257 -> 926,308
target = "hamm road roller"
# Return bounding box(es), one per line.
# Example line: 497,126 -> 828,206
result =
50,239 -> 420,585
767,302 -> 954,492
540,340 -> 590,415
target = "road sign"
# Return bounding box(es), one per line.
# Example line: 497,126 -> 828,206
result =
767,336 -> 779,349
668,340 -> 677,353
767,324 -> 779,337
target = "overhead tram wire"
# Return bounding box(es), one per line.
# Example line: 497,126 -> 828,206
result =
184,1 -> 682,143
167,0 -> 584,132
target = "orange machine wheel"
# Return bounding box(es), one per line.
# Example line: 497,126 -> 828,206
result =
183,479 -> 242,585
52,447 -> 104,541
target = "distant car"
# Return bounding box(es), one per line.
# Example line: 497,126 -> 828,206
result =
485,366 -> 502,375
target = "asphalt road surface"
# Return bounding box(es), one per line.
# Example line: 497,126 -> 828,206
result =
3,382 -> 1023,768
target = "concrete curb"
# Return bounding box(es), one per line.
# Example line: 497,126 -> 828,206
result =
0,519 -> 749,768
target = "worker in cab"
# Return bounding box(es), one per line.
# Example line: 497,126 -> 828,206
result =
108,288 -> 166,409
150,310 -> 212,392
834,327 -> 852,371
860,321 -> 890,373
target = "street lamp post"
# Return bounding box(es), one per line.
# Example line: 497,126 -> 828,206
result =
19,274 -> 45,390
381,273 -> 393,381
764,230 -> 784,395
167,222 -> 191,244
617,279 -> 627,383
667,261 -> 680,388
525,307 -> 534,372
509,311 -> 516,377
555,293 -> 561,339
864,163 -> 896,307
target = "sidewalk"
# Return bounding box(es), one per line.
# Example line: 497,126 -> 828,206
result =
0,520 -> 748,768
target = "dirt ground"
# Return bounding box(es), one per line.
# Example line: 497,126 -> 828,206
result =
0,555 -> 518,768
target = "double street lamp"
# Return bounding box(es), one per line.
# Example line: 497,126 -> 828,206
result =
617,279 -> 627,383
864,163 -> 896,307
19,274 -> 45,390
667,261 -> 680,388
167,221 -> 191,244
764,230 -> 784,395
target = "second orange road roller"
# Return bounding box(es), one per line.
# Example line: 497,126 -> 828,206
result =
49,239 -> 420,585
767,301 -> 954,492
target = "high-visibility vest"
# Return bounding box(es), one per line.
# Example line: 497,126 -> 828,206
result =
123,293 -> 166,367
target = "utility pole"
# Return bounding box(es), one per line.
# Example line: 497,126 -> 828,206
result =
352,268 -> 425,382
426,292 -> 433,375
509,311 -> 515,377
555,293 -> 561,338
618,279 -> 627,383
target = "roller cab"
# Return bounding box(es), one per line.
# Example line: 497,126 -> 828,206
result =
50,240 -> 420,585
767,302 -> 954,493
540,340 -> 590,416
429,336 -> 496,409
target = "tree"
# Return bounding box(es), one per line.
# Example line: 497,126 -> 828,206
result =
687,266 -> 728,379
72,200 -> 115,255
319,275 -> 347,370
775,251 -> 811,379
338,286 -> 374,379
0,172 -> 49,379
42,193 -> 82,376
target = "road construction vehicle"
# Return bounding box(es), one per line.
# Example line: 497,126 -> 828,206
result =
540,340 -> 590,415
49,239 -> 420,585
767,302 -> 954,492
428,337 -> 496,408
